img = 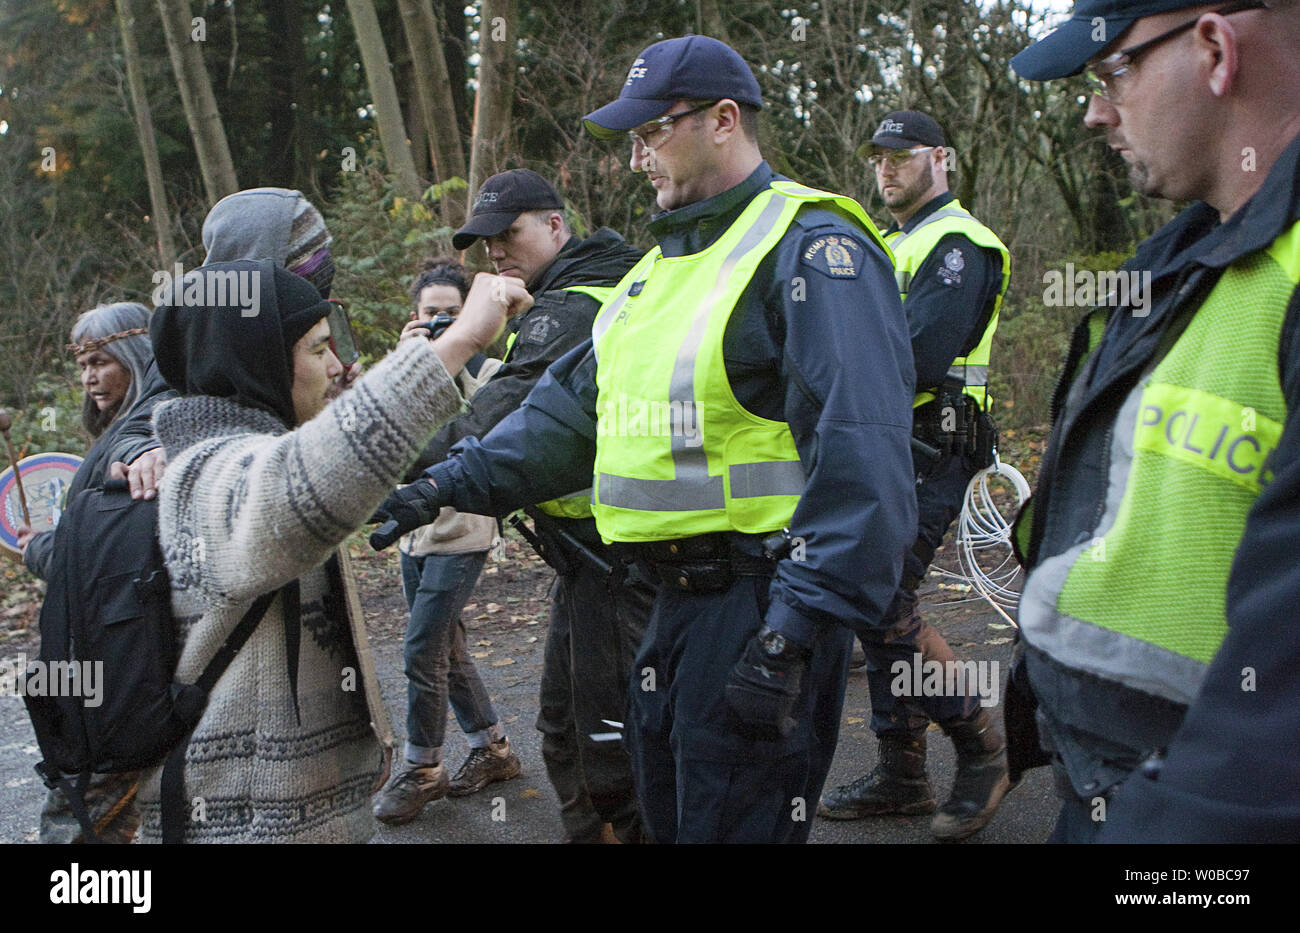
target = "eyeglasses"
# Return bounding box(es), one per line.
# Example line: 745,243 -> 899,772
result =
867,146 -> 934,169
627,101 -> 717,151
1084,0 -> 1268,103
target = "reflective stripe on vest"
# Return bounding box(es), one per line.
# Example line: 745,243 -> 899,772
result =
885,201 -> 1009,410
529,285 -> 616,520
1019,219 -> 1299,705
590,181 -> 889,542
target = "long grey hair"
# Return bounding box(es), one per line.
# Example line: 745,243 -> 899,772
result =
69,302 -> 154,437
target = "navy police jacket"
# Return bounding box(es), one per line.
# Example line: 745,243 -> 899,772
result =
1020,131 -> 1300,843
426,162 -> 917,645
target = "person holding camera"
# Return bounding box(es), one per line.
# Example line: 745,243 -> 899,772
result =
372,258 -> 519,825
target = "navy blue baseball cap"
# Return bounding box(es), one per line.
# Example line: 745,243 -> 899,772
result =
582,36 -> 763,140
1011,0 -> 1228,80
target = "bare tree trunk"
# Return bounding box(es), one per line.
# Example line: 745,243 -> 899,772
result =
344,0 -> 423,198
405,85 -> 430,182
397,0 -> 468,219
442,0 -> 471,140
116,0 -> 176,266
697,0 -> 731,42
156,0 -> 238,205
466,0 -> 516,220
265,0 -> 305,188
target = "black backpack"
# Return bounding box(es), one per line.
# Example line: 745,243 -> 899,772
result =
24,479 -> 279,843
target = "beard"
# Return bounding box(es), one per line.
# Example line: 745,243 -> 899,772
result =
881,159 -> 935,214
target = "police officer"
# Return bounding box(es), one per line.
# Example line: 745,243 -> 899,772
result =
1010,0 -> 1300,841
819,111 -> 1013,841
376,169 -> 648,842
372,35 -> 916,843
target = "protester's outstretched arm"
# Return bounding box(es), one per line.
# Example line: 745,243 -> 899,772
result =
159,275 -> 530,605
422,341 -> 597,511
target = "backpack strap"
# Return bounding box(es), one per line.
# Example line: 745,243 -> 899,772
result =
33,767 -> 104,844
282,579 -> 302,727
160,586 -> 281,844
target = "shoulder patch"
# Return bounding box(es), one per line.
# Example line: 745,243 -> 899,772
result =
521,311 -> 564,346
802,233 -> 863,279
936,247 -> 964,287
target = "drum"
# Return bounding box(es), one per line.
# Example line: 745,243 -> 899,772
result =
0,452 -> 84,559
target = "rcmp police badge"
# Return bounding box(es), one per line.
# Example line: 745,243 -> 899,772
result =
803,234 -> 862,279
937,247 -> 964,286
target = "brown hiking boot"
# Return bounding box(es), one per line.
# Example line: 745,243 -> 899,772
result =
448,739 -> 522,797
931,710 -> 1012,841
372,762 -> 450,825
818,732 -> 936,819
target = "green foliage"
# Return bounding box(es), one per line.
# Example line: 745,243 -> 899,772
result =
327,155 -> 458,362
990,250 -> 1143,431
988,296 -> 1074,433
5,366 -> 91,458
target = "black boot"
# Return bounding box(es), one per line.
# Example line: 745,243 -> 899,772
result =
931,710 -> 1011,841
817,732 -> 935,820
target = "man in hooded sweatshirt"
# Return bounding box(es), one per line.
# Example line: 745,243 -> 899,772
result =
118,187 -> 353,502
136,260 -> 528,842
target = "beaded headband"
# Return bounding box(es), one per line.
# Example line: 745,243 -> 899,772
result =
67,327 -> 149,356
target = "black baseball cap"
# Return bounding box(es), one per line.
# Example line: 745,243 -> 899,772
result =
452,169 -> 565,250
860,110 -> 948,159
582,36 -> 763,140
1011,0 -> 1238,80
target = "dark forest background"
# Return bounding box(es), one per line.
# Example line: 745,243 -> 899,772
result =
0,0 -> 1177,454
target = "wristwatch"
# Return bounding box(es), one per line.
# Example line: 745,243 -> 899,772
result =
756,625 -> 808,662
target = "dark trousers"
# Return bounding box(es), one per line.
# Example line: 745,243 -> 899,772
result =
861,452 -> 982,735
536,555 -> 652,843
627,575 -> 854,844
1047,762 -> 1107,843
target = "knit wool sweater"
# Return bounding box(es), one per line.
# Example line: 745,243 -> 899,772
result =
136,339 -> 465,842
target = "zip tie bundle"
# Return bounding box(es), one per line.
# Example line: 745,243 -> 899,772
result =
934,456 -> 1030,627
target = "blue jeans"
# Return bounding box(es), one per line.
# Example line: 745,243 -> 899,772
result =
399,550 -> 502,764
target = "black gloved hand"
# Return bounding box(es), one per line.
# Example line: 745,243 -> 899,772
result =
368,480 -> 441,550
724,626 -> 810,740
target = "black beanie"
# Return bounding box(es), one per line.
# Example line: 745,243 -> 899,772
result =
152,260 -> 332,427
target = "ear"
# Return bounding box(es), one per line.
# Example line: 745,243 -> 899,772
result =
1194,13 -> 1241,98
549,212 -> 566,236
711,99 -> 742,144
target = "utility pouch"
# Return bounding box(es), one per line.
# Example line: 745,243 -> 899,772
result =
972,409 -> 998,469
